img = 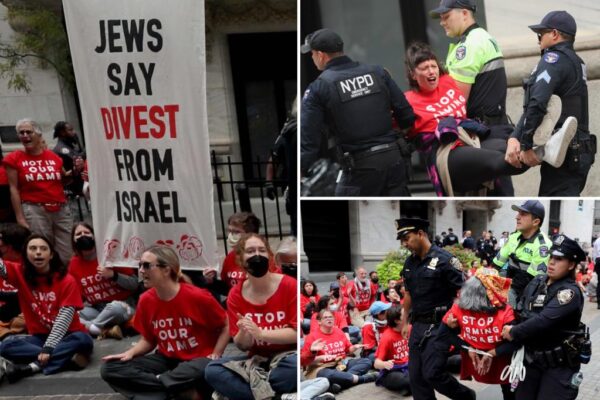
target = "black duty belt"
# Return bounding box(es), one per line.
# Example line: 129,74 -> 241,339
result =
526,346 -> 569,369
352,142 -> 397,160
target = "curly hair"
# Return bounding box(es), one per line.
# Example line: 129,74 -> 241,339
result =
301,279 -> 318,297
234,233 -> 274,270
405,41 -> 448,91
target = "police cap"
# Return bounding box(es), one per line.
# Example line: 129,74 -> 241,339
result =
529,10 -> 577,37
430,0 -> 476,18
301,29 -> 344,54
551,234 -> 586,262
511,200 -> 545,222
395,218 -> 429,240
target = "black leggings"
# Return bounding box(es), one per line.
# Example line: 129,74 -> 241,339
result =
448,139 -> 527,193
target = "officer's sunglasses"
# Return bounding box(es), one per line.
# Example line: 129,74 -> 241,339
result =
537,29 -> 554,42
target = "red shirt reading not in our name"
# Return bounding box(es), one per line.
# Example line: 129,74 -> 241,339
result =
220,250 -> 280,290
347,280 -> 377,311
404,74 -> 467,139
375,327 -> 410,365
3,150 -> 66,204
227,273 -> 297,357
301,327 -> 351,366
2,260 -> 85,334
135,283 -> 226,361
68,255 -> 135,304
442,303 -> 515,351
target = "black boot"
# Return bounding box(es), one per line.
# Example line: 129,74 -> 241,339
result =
5,363 -> 34,384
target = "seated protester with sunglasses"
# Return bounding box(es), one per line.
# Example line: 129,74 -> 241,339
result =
101,246 -> 230,400
0,234 -> 93,383
3,119 -> 74,266
205,233 -> 297,398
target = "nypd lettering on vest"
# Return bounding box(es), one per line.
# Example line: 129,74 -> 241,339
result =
336,73 -> 381,102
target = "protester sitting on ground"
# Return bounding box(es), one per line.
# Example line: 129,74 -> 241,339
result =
101,245 -> 229,400
67,222 -> 138,340
403,42 -> 575,196
382,286 -> 402,306
333,272 -> 351,325
0,234 -> 93,383
205,233 -> 297,398
3,119 -> 74,265
347,266 -> 378,328
0,224 -> 30,340
302,279 -> 320,333
299,376 -> 337,400
373,305 -> 411,396
443,269 -> 516,400
309,295 -> 360,345
276,236 -> 298,278
302,309 -> 376,391
361,301 -> 392,362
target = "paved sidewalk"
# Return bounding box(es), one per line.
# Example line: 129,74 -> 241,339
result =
333,298 -> 600,400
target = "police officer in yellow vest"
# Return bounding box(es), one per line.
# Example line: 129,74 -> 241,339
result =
493,200 -> 550,307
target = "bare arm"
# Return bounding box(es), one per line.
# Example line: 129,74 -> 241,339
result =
6,166 -> 28,228
209,316 -> 231,359
102,336 -> 154,361
401,291 -> 412,338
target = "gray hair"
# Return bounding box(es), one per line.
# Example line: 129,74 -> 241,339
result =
15,118 -> 42,134
457,275 -> 495,313
275,236 -> 297,263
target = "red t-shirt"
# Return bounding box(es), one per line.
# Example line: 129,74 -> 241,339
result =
404,74 -> 467,139
301,327 -> 351,366
375,327 -> 410,365
220,250 -> 280,290
227,274 -> 297,356
361,322 -> 388,351
347,280 -> 377,311
309,310 -> 347,335
300,293 -> 320,316
135,283 -> 226,361
442,303 -> 515,351
3,150 -> 66,204
68,255 -> 135,304
2,260 -> 85,334
0,273 -> 18,308
0,165 -> 8,185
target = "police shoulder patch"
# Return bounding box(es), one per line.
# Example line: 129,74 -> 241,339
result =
450,257 -> 462,271
455,45 -> 467,60
544,52 -> 559,64
539,246 -> 549,257
302,88 -> 311,101
61,148 -> 70,154
557,289 -> 575,305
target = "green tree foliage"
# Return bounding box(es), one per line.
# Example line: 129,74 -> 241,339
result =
375,248 -> 411,284
443,244 -> 479,271
0,2 -> 73,92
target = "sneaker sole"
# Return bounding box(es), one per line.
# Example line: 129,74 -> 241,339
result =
533,95 -> 561,146
547,116 -> 577,168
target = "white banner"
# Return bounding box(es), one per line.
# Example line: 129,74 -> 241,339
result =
63,0 -> 215,270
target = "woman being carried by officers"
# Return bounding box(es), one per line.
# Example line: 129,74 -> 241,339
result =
501,234 -> 590,400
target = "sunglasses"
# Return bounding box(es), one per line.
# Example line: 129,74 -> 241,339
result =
537,30 -> 554,42
138,261 -> 165,270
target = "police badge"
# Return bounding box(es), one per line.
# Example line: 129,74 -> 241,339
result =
427,257 -> 438,270
455,46 -> 466,60
450,257 -> 462,271
557,289 -> 574,305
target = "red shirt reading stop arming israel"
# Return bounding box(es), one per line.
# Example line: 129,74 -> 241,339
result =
68,255 -> 135,304
135,283 -> 226,361
301,326 -> 351,366
1,260 -> 85,334
227,274 -> 297,356
375,327 -> 410,365
3,150 -> 66,204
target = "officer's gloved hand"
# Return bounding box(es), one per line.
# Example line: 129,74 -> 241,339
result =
265,182 -> 276,200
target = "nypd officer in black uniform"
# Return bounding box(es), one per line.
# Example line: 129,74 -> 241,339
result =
301,29 -> 415,196
397,218 -> 474,400
502,234 -> 590,400
506,11 -> 595,196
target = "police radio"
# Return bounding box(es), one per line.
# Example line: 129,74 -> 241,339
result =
580,326 -> 592,364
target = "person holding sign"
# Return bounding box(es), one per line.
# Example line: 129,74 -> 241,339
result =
3,119 -> 73,265
0,234 -> 93,383
205,233 -> 297,398
100,245 -> 229,400
67,222 -> 138,339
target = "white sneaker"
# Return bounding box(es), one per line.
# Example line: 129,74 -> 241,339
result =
534,116 -> 578,168
280,394 -> 298,400
533,95 -> 562,146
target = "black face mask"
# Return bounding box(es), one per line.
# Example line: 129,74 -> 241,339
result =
75,235 -> 95,251
246,255 -> 269,278
281,263 -> 297,278
371,277 -> 379,284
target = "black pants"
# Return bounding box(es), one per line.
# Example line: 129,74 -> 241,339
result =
515,363 -> 579,400
448,139 -> 525,193
408,322 -> 474,400
539,147 -> 593,196
335,147 -> 409,196
101,352 -> 212,400
379,369 -> 411,394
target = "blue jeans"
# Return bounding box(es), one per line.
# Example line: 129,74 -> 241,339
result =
0,331 -> 93,374
316,357 -> 372,389
205,353 -> 297,398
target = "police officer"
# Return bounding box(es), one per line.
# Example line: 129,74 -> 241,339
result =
301,29 -> 415,196
52,121 -> 85,195
506,11 -> 595,195
493,200 -> 550,307
502,234 -> 588,400
397,218 -> 473,400
442,227 -> 459,247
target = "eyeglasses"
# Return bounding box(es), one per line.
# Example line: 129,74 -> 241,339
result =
138,261 -> 164,270
17,130 -> 35,136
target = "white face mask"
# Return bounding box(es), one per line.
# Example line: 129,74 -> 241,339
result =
374,319 -> 388,327
329,304 -> 338,312
227,232 -> 241,247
